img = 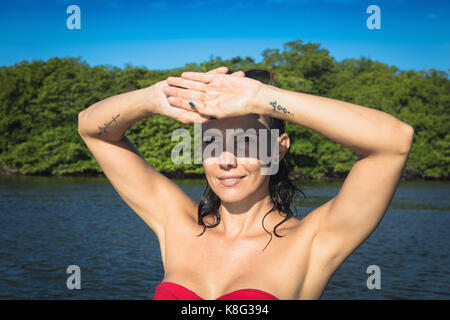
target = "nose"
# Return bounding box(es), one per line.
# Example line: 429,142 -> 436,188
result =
218,149 -> 237,167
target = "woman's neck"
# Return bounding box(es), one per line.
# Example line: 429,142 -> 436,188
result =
217,195 -> 277,239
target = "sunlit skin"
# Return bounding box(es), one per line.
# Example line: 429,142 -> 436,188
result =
201,114 -> 290,239
79,65 -> 413,299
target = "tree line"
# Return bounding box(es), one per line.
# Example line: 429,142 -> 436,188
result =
0,39 -> 448,180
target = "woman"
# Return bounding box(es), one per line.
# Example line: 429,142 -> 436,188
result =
78,66 -> 414,300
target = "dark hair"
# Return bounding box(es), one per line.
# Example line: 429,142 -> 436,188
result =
196,72 -> 305,250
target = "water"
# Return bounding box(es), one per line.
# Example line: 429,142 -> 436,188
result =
0,176 -> 448,299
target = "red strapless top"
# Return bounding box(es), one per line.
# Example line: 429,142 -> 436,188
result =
153,281 -> 279,300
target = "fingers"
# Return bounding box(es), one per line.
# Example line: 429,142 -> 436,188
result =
167,95 -> 202,111
231,70 -> 245,77
181,69 -> 245,83
179,111 -> 210,124
181,71 -> 215,83
206,66 -> 228,74
167,95 -> 216,117
163,85 -> 204,101
166,76 -> 208,92
169,67 -> 227,90
206,67 -> 244,76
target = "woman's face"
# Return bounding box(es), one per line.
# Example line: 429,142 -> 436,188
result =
202,114 -> 289,204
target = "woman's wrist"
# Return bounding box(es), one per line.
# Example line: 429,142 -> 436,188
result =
251,84 -> 296,120
142,86 -> 159,116
251,84 -> 278,117
78,87 -> 155,141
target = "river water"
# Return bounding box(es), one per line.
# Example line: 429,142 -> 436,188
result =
0,176 -> 448,299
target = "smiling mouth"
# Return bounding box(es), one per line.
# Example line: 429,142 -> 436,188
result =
218,175 -> 246,180
217,176 -> 246,187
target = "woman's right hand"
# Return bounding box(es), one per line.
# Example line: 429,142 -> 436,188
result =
149,67 -> 244,124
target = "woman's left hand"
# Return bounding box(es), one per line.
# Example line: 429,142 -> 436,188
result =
163,70 -> 264,119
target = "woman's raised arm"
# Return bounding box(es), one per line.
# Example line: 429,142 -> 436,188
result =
77,67 -> 233,245
253,84 -> 414,276
77,87 -> 196,246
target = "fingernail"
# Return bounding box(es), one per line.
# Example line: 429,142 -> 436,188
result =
209,116 -> 217,120
189,102 -> 196,108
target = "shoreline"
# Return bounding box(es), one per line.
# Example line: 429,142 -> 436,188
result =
0,169 -> 446,182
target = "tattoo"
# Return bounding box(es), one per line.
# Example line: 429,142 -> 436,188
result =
97,114 -> 120,136
269,100 -> 294,117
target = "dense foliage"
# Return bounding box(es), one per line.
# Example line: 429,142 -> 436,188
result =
0,39 -> 448,180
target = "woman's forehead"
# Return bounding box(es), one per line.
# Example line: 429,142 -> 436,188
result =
202,114 -> 270,133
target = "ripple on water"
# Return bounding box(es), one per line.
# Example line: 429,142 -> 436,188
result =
0,177 -> 448,299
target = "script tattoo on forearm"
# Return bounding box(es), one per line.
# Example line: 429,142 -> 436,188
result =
97,114 -> 120,136
269,100 -> 294,117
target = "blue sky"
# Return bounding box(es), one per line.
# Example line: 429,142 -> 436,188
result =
0,0 -> 448,72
